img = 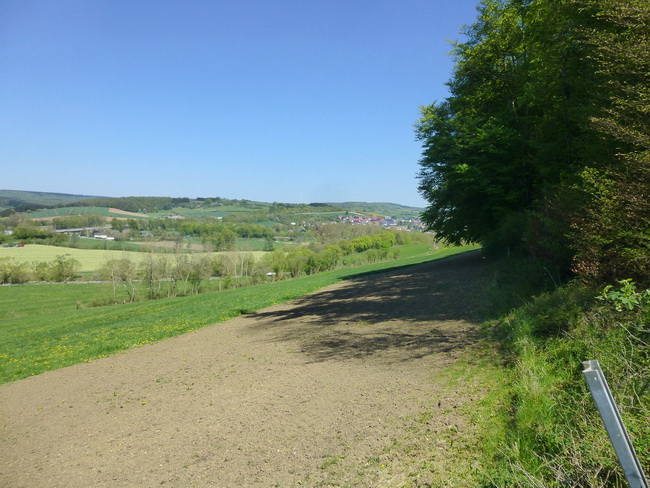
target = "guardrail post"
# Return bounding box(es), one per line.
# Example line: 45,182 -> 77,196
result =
582,360 -> 648,488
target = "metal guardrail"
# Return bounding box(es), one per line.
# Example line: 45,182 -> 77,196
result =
583,360 -> 648,488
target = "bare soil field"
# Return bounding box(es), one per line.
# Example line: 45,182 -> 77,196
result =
0,251 -> 493,487
108,208 -> 149,218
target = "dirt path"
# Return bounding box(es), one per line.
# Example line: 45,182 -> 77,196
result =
0,251 -> 491,487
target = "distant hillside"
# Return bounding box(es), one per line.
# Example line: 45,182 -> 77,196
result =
0,190 -> 102,213
25,206 -> 149,220
0,190 -> 423,220
333,202 -> 423,219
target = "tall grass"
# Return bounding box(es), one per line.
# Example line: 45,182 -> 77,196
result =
480,257 -> 650,487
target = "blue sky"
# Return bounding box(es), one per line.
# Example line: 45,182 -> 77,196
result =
0,0 -> 478,207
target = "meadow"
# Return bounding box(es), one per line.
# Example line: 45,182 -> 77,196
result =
0,243 -> 148,272
0,243 -> 268,274
0,245 -> 478,384
148,205 -> 265,218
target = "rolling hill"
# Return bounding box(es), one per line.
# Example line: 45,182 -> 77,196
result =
0,190 -> 423,220
0,190 -> 103,211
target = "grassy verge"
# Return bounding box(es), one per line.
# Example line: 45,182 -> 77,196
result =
0,245 -> 477,384
479,258 -> 650,487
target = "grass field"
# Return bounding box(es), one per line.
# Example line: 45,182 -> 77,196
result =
0,244 -> 147,272
59,238 -> 144,252
234,238 -> 275,250
0,245 -> 479,384
0,243 -> 270,273
148,205 -> 269,218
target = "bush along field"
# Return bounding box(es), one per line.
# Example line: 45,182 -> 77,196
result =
478,258 -> 650,487
0,230 -> 417,280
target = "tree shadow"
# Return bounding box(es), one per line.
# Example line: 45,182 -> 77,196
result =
245,250 -> 491,363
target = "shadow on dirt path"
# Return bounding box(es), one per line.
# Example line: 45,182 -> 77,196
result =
0,249 -> 494,487
247,250 -> 488,363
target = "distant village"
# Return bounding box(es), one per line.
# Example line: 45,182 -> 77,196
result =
335,214 -> 425,231
162,213 -> 427,232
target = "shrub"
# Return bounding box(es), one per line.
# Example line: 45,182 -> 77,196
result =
49,254 -> 81,282
0,258 -> 31,284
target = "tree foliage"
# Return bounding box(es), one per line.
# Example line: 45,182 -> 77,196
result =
74,196 -> 174,213
570,0 -> 650,283
416,0 -> 649,282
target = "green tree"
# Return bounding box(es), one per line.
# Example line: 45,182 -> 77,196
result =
171,254 -> 192,295
210,227 -> 237,251
187,255 -> 213,294
98,257 -> 137,302
349,235 -> 373,253
571,0 -> 650,283
416,0 -> 597,267
0,258 -> 30,284
111,218 -> 126,232
286,248 -> 314,277
262,249 -> 287,279
417,0 -> 532,247
13,221 -> 54,240
49,254 -> 81,282
315,245 -> 343,272
372,231 -> 396,250
138,254 -> 169,299
263,237 -> 275,251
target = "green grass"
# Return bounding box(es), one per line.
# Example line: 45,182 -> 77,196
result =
0,243 -> 148,272
234,238 -> 272,250
479,263 -> 650,487
63,238 -> 144,252
0,242 -> 445,277
148,205 -> 269,218
0,242 -> 271,273
0,245 -> 477,384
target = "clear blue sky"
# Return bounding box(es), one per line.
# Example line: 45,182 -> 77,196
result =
0,0 -> 478,207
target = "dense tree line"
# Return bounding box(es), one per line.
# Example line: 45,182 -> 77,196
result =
50,215 -> 107,230
195,197 -> 259,208
99,254 -> 215,301
9,221 -> 61,241
0,230 -> 399,301
571,0 -> 650,283
124,218 -> 273,249
416,0 -> 649,284
71,196 -> 174,213
0,199 -> 44,214
0,228 -> 406,290
416,2 -> 650,485
66,196 -> 262,213
268,202 -> 342,214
